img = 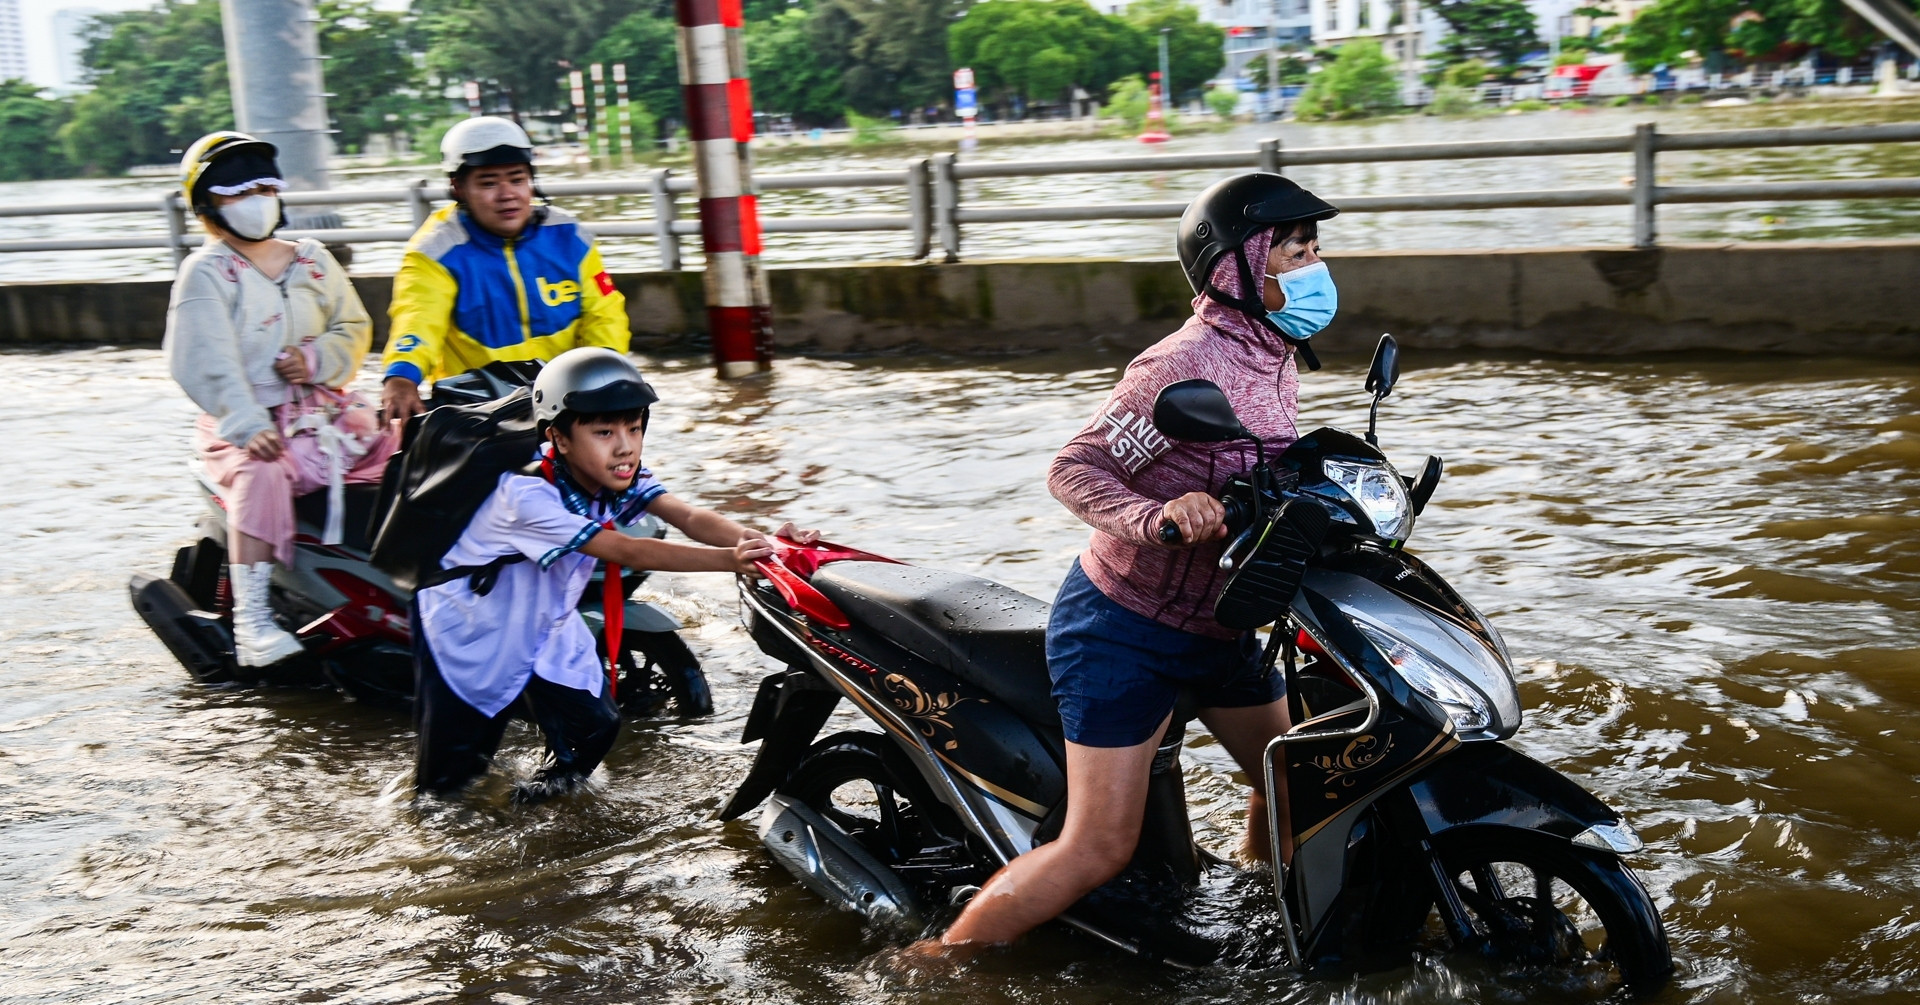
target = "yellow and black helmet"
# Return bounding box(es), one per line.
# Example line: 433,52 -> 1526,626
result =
179,131 -> 285,211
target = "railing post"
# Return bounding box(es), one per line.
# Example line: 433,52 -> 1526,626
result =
1259,137 -> 1282,175
162,191 -> 189,266
407,178 -> 433,229
906,157 -> 932,260
650,168 -> 681,271
1632,122 -> 1658,249
932,152 -> 960,263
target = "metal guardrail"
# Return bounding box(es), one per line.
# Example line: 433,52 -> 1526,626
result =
1,121 -> 1917,265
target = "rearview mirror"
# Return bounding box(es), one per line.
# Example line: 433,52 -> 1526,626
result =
1365,334 -> 1400,400
1153,379 -> 1252,443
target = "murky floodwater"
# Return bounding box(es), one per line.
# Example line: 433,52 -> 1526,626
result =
3,344 -> 1918,1003
4,97 -> 1919,282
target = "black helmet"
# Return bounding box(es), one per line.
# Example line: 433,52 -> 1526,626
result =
1178,173 -> 1338,296
1176,173 -> 1338,369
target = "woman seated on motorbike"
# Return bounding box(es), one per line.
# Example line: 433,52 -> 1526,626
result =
163,132 -> 397,668
918,173 -> 1341,956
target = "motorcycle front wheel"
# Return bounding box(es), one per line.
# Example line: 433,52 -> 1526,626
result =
1429,829 -> 1673,999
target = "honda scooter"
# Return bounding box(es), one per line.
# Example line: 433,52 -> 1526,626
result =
719,336 -> 1671,997
130,362 -> 711,717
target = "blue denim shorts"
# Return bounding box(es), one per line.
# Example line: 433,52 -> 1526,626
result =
1046,559 -> 1283,747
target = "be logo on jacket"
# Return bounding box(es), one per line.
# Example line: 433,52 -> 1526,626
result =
381,203 -> 630,385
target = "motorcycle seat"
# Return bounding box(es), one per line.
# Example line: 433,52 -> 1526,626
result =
809,562 -> 1060,728
292,484 -> 383,553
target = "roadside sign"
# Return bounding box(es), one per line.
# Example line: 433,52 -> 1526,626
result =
954,67 -> 975,91
956,87 -> 978,118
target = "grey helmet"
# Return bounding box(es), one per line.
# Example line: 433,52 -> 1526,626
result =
531,348 -> 659,430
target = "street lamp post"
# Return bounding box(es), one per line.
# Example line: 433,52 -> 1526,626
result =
1159,28 -> 1173,113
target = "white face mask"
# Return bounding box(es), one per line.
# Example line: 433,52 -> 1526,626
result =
221,193 -> 282,241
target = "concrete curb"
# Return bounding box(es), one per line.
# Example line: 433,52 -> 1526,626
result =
5,242 -> 1917,356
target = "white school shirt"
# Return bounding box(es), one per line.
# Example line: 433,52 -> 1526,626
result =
417,469 -> 666,717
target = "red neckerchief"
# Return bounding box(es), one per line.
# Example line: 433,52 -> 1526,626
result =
540,451 -> 623,702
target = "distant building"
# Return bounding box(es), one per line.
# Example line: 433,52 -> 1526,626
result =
53,8 -> 106,92
1197,0 -> 1316,81
1308,0 -> 1445,69
0,0 -> 26,83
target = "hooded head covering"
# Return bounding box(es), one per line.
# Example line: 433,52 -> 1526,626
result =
1193,225 -> 1288,356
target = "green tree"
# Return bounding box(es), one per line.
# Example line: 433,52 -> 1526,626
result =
57,0 -> 231,175
1246,54 -> 1311,89
319,1 -> 431,154
1122,0 -> 1225,102
1205,82 -> 1241,117
0,81 -> 76,181
1106,72 -> 1149,127
820,0 -> 971,115
586,9 -> 683,129
416,0 -> 648,117
1425,57 -> 1487,116
1612,0 -> 1888,71
1293,38 -> 1401,119
1440,57 -> 1489,87
1423,0 -> 1541,74
747,9 -> 849,124
949,0 -> 1146,108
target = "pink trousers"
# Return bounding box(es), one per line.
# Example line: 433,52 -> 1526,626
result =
195,412 -> 399,565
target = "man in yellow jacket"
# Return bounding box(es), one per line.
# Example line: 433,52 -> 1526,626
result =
382,117 -> 629,419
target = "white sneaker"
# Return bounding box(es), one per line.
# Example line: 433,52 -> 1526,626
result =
231,562 -> 304,667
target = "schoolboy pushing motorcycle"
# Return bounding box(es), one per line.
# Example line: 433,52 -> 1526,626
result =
413,348 -> 817,800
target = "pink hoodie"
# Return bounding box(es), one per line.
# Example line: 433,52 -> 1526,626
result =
1047,228 -> 1299,639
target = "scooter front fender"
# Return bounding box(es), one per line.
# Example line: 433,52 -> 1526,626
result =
1404,742 -> 1625,846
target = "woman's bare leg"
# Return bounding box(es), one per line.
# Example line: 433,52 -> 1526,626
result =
1198,699 -> 1294,866
926,712 -> 1172,952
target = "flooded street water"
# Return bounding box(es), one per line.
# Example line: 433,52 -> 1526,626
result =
2,344 -> 1917,1003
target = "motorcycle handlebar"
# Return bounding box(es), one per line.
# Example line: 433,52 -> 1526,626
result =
1156,496 -> 1252,545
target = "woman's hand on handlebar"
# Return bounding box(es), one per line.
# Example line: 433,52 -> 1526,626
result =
1158,492 -> 1227,548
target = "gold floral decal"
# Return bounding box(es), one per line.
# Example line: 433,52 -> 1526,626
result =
881,673 -> 976,751
1311,734 -> 1397,789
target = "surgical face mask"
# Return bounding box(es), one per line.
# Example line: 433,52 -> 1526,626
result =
221,193 -> 282,241
1266,260 -> 1338,339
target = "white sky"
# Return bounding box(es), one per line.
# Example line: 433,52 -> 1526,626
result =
20,0 -> 153,88
19,0 -> 413,89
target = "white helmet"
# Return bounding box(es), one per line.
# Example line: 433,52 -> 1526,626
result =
440,116 -> 534,175
532,348 -> 659,430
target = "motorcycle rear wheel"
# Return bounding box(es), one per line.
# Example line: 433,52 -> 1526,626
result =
1429,829 -> 1673,999
613,630 -> 712,718
776,731 -> 978,899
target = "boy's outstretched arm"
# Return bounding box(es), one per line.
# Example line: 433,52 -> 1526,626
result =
645,494 -> 820,549
579,526 -> 768,575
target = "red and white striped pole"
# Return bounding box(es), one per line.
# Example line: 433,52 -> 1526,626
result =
676,0 -> 772,377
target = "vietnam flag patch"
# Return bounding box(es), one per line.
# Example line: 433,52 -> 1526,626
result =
594,271 -> 615,296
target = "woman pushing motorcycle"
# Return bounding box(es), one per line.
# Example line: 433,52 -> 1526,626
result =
916,174 -> 1342,957
163,132 -> 397,668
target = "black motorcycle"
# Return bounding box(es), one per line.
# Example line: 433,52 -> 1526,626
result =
719,336 -> 1672,997
130,362 -> 712,717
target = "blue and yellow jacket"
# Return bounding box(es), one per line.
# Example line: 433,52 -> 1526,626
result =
382,203 -> 628,385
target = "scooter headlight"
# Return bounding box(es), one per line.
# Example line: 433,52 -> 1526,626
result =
1323,458 -> 1412,542
1353,619 -> 1491,733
